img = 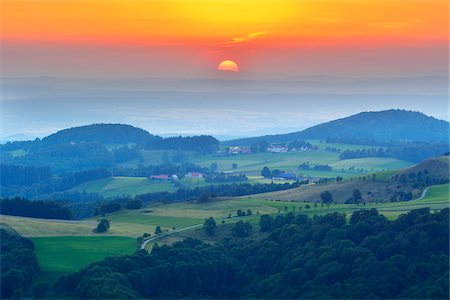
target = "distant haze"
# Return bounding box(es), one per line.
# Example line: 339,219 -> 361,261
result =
0,75 -> 448,140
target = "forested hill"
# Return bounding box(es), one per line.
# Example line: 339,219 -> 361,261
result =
223,109 -> 450,146
42,123 -> 159,145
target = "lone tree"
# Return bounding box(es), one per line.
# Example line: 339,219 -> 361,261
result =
203,217 -> 217,236
320,191 -> 334,204
346,188 -> 363,204
154,226 -> 162,235
232,163 -> 238,169
261,166 -> 271,178
232,220 -> 253,237
94,219 -> 110,233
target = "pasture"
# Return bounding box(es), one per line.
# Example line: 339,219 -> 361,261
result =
32,236 -> 136,283
69,176 -> 177,197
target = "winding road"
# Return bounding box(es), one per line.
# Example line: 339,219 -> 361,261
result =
417,187 -> 430,201
140,223 -> 203,250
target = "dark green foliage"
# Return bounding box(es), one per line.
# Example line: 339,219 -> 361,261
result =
124,199 -> 143,210
94,219 -> 110,233
0,197 -> 73,219
148,135 -> 219,154
0,230 -> 40,299
231,220 -> 252,237
113,146 -> 142,163
261,166 -> 271,178
320,191 -> 333,204
198,192 -> 210,203
4,142 -> 115,175
41,124 -> 156,145
52,208 -> 449,299
346,188 -> 363,204
250,141 -> 269,153
0,164 -> 51,187
59,168 -> 112,191
203,217 -> 217,236
154,226 -> 162,235
259,214 -> 273,232
99,200 -> 121,215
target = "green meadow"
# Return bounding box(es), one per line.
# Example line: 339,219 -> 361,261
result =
32,236 -> 136,283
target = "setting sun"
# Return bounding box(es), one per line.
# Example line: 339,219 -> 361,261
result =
217,60 -> 239,72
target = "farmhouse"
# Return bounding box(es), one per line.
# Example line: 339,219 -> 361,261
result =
185,172 -> 204,179
149,174 -> 169,180
267,145 -> 288,153
229,146 -> 252,155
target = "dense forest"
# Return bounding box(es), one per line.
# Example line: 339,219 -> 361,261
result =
0,198 -> 73,220
146,135 -> 219,154
50,208 -> 449,299
1,230 -> 40,299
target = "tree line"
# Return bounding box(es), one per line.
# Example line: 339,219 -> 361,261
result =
0,198 -> 73,220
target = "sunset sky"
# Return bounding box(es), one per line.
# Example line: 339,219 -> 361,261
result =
0,0 -> 448,138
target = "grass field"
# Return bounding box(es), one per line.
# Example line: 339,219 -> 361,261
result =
32,236 -> 136,283
70,176 -> 177,197
329,157 -> 412,173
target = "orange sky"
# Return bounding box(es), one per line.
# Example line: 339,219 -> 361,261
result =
0,0 -> 448,77
2,0 -> 448,46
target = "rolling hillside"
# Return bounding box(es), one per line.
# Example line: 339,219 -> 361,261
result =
223,109 -> 450,145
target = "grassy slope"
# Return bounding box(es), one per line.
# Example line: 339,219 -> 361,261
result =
244,180 -> 420,203
32,236 -> 136,283
69,177 -> 177,197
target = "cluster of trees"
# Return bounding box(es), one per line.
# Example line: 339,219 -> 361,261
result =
298,163 -> 332,171
0,198 -> 73,219
112,146 -> 142,163
261,167 -> 304,180
205,173 -> 248,183
231,220 -> 252,237
339,143 -> 449,163
0,164 -> 52,187
147,136 -> 219,154
51,208 -> 448,299
135,181 -> 302,203
392,171 -> 449,187
59,168 -> 112,191
1,230 -> 40,299
0,165 -> 114,199
250,141 -> 269,153
287,140 -> 314,150
345,189 -> 363,204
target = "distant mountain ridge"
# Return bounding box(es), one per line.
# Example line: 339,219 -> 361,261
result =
222,110 -> 450,146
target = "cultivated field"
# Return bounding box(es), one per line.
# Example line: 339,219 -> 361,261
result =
32,236 -> 136,283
